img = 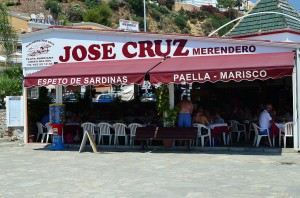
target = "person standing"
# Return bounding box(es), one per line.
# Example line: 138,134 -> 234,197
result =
178,95 -> 193,127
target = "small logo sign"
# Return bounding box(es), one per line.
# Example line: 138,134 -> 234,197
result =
26,40 -> 54,57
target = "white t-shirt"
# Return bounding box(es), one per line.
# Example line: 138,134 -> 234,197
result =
259,110 -> 272,129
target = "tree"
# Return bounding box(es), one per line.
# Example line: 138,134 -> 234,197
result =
67,4 -> 84,22
0,3 -> 17,66
235,0 -> 243,11
108,0 -> 119,11
217,0 -> 236,9
84,0 -> 100,9
174,15 -> 187,29
84,3 -> 113,26
45,0 -> 62,20
127,0 -> 144,17
0,66 -> 23,104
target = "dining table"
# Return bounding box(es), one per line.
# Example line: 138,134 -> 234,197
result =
63,123 -> 82,144
275,122 -> 285,145
269,122 -> 284,138
209,123 -> 229,146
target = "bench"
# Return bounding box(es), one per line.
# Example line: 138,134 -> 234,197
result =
135,127 -> 197,149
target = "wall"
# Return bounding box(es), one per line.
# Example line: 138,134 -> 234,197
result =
9,15 -> 29,33
0,109 -> 24,141
0,110 -> 7,133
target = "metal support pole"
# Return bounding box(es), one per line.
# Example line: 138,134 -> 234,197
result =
168,83 -> 174,110
295,49 -> 300,150
143,0 -> 147,32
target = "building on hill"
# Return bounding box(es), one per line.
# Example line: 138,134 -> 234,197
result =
1,12 -> 112,64
225,0 -> 300,43
174,0 -> 254,12
174,0 -> 217,11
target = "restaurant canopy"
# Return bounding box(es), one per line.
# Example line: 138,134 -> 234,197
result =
149,52 -> 295,84
25,52 -> 295,87
24,58 -> 164,87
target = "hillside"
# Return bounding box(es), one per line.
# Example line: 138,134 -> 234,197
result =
5,0 -> 241,36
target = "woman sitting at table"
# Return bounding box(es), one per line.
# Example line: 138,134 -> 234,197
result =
193,108 -> 210,126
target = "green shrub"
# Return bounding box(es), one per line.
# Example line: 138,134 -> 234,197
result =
224,8 -> 238,20
159,5 -> 171,15
201,20 -> 213,36
127,0 -> 144,17
6,2 -> 15,6
0,66 -> 22,103
84,8 -> 99,23
158,0 -> 174,10
174,15 -> 187,29
84,3 -> 113,26
181,27 -> 190,34
150,7 -> 162,21
190,18 -> 198,25
45,0 -> 61,19
132,16 -> 145,31
109,0 -> 119,11
210,15 -> 234,36
67,4 -> 84,22
187,10 -> 206,20
84,0 -> 100,9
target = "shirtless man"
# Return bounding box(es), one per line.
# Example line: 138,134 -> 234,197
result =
178,95 -> 193,127
193,109 -> 210,125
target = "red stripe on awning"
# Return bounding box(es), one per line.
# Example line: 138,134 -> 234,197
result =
24,58 -> 164,87
149,52 -> 295,84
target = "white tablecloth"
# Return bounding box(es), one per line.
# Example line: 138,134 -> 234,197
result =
209,123 -> 228,129
275,123 -> 285,131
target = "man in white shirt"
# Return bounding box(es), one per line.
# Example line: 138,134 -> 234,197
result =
259,104 -> 274,135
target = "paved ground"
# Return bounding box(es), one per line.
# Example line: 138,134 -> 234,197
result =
1,143 -> 300,198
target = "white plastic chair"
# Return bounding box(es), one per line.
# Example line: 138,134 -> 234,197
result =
128,123 -> 143,146
193,123 -> 211,147
248,121 -> 256,140
112,123 -> 128,146
252,123 -> 272,147
229,120 -> 247,142
97,123 -> 113,145
36,122 -> 46,143
44,122 -> 54,143
279,122 -> 293,148
81,122 -> 97,141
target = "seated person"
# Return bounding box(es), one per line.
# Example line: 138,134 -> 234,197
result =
41,114 -> 49,126
193,108 -> 210,126
40,113 -> 50,132
259,104 -> 275,134
211,111 -> 224,124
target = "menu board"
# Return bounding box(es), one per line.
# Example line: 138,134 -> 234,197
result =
79,131 -> 97,153
6,96 -> 24,127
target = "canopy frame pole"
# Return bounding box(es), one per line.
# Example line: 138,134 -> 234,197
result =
295,49 -> 300,150
23,87 -> 28,144
168,83 -> 174,110
56,85 -> 63,103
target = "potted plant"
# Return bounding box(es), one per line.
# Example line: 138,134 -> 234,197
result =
155,85 -> 179,147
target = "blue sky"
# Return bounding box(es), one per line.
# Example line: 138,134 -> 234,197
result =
250,0 -> 300,12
